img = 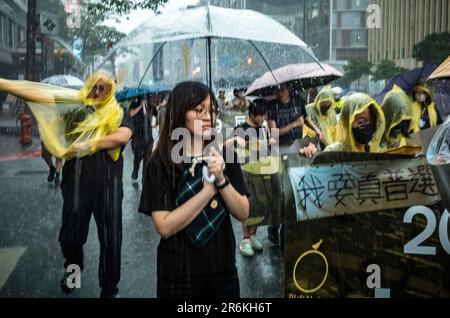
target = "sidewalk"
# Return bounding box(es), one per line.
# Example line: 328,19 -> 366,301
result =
0,133 -> 41,158
0,103 -> 38,137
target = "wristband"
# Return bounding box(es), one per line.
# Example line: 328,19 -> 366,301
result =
216,175 -> 230,190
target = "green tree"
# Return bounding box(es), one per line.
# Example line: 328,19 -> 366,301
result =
69,4 -> 126,73
371,60 -> 404,85
343,59 -> 373,90
74,1 -> 168,75
413,32 -> 450,65
87,0 -> 168,17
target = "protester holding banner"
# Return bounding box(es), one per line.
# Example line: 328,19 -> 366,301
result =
139,81 -> 249,297
380,85 -> 415,150
304,85 -> 337,148
268,84 -> 323,155
411,83 -> 442,132
267,84 -> 323,245
325,93 -> 386,153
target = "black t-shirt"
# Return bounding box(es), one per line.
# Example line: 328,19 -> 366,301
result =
268,94 -> 307,144
232,122 -> 270,162
130,102 -> 155,145
61,113 -> 134,186
138,151 -> 249,280
233,121 -> 268,141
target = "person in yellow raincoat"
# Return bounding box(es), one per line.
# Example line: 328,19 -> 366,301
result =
332,86 -> 344,114
325,93 -> 386,153
380,85 -> 415,150
0,72 -> 133,298
411,83 -> 442,132
304,85 -> 337,148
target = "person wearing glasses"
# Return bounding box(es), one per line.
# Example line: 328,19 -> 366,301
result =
139,81 -> 249,298
0,72 -> 133,298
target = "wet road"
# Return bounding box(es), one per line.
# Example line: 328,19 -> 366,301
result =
0,134 -> 283,298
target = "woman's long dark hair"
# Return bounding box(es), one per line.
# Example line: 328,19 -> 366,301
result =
152,81 -> 218,178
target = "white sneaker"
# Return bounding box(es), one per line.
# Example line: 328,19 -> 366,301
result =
239,239 -> 254,256
250,235 -> 263,251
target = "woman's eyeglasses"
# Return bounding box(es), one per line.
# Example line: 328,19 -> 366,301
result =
193,105 -> 220,119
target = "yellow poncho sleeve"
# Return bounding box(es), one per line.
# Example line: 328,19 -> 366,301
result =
0,71 -> 123,161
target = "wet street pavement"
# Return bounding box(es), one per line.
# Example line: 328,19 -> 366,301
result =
0,132 -> 283,298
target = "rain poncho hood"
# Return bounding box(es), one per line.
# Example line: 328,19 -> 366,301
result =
325,93 -> 386,152
381,85 -> 413,149
411,83 -> 438,132
304,85 -> 337,145
0,71 -> 123,161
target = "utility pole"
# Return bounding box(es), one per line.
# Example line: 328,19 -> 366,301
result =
303,0 -> 307,40
329,0 -> 333,63
25,0 -> 37,81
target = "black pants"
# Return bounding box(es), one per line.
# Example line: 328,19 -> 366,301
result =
131,141 -> 153,179
59,170 -> 123,292
157,267 -> 240,298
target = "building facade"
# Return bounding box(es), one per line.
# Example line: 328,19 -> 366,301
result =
368,0 -> 450,69
209,0 -> 369,66
0,0 -> 27,79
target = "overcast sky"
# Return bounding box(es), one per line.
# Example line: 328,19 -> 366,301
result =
105,0 -> 200,34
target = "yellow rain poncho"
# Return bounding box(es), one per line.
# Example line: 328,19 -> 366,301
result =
325,93 -> 386,153
303,85 -> 337,146
333,99 -> 344,114
411,84 -> 438,133
0,71 -> 123,161
380,85 -> 414,150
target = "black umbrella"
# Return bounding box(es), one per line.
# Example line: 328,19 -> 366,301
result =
375,64 -> 436,104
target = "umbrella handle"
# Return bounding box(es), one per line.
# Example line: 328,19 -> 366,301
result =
189,155 -> 217,183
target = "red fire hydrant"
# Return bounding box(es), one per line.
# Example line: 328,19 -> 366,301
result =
19,112 -> 32,145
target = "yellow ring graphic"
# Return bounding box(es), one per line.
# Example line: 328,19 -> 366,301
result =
292,240 -> 329,294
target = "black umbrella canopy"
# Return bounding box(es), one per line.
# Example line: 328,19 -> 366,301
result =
375,65 -> 436,104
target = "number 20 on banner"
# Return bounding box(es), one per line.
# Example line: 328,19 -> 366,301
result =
403,206 -> 450,255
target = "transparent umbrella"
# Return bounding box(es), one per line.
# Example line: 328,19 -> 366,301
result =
41,75 -> 84,89
97,4 -> 322,92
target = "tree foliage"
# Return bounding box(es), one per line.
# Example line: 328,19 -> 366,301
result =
86,0 -> 168,17
343,59 -> 373,89
371,59 -> 404,84
413,32 -> 450,65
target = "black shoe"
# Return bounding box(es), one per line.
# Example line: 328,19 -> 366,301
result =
267,225 -> 280,246
100,287 -> 119,298
47,166 -> 56,182
60,271 -> 75,294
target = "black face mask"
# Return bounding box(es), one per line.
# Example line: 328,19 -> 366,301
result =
320,104 -> 331,115
390,120 -> 411,138
352,123 -> 376,146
